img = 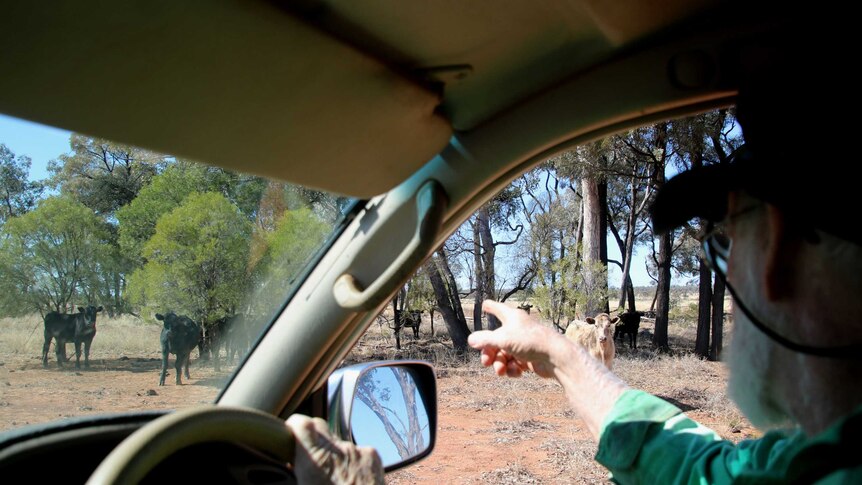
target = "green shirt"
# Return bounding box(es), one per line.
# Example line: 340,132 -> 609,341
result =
595,390 -> 862,484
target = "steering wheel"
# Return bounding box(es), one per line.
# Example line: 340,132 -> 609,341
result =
86,406 -> 295,484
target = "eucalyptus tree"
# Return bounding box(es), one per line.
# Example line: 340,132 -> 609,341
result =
0,196 -> 107,315
1,144 -> 42,225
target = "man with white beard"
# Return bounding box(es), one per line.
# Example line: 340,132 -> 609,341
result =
468,48 -> 862,482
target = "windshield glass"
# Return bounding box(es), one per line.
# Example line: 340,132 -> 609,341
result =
0,115 -> 354,430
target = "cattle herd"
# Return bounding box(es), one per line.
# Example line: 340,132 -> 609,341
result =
38,304 -> 646,385
41,307 -> 252,386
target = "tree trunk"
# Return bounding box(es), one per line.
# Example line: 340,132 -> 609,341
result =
710,273 -> 726,361
615,177 -> 640,312
429,308 -> 435,337
113,272 -> 122,316
472,219 -> 483,331
695,259 -> 712,357
391,289 -> 405,350
555,230 -> 567,331
653,231 -> 672,351
651,122 -> 671,351
478,207 -> 499,329
581,175 -> 604,317
439,249 -> 467,324
394,369 -> 424,455
598,176 -> 610,314
427,255 -> 470,353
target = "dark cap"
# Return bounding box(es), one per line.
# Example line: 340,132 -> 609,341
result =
650,43 -> 862,246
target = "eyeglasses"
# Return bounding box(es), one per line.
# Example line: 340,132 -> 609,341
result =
700,212 -> 862,359
701,223 -> 730,277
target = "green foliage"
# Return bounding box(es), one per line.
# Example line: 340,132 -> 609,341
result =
249,207 -> 329,313
197,164 -> 268,220
117,162 -> 210,261
127,192 -> 252,323
572,260 -> 611,317
47,134 -> 165,215
671,227 -> 703,277
533,248 -> 578,327
405,266 -> 435,313
1,144 -> 43,225
669,301 -> 699,327
84,223 -> 137,316
2,137 -> 343,320
0,196 -> 107,314
117,162 -> 271,265
282,185 -> 352,224
526,180 -> 580,327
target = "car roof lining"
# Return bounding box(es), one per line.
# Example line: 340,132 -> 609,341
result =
219,8 -> 789,414
0,1 -> 452,199
3,1 -> 753,199
288,0 -> 727,130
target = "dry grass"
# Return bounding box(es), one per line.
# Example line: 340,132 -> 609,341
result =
478,462 -> 541,484
0,314 -> 163,361
0,315 -> 44,356
350,298 -> 752,483
613,350 -> 746,434
541,437 -> 608,484
1,299 -> 750,483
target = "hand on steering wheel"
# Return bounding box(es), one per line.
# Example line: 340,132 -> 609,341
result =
86,406 -> 383,485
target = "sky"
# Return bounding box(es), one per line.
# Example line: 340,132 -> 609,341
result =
1,113 -> 658,288
0,114 -> 71,180
350,367 -> 431,467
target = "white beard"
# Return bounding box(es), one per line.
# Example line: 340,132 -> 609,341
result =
727,311 -> 794,431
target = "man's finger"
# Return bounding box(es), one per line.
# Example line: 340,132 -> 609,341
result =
468,330 -> 496,349
493,352 -> 507,376
481,300 -> 519,322
506,358 -> 522,378
286,414 -> 319,449
480,347 -> 497,367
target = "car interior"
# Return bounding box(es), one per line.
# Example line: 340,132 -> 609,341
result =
0,1 -> 797,483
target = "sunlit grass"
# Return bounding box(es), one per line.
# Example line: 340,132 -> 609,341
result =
0,314 -> 162,361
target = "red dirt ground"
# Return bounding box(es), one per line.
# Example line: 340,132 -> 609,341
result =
0,349 -> 753,484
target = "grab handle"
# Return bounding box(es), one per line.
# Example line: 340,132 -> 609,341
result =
333,180 -> 446,310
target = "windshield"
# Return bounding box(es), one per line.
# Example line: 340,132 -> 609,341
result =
0,115 -> 354,430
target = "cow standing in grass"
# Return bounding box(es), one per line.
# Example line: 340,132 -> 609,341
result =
42,305 -> 103,369
156,312 -> 201,386
224,315 -> 250,363
200,318 -> 228,371
614,311 -> 643,349
565,313 -> 619,369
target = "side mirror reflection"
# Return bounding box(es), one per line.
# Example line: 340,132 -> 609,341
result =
327,361 -> 436,472
351,366 -> 431,468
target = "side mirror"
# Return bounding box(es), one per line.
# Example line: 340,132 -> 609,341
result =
327,361 -> 436,472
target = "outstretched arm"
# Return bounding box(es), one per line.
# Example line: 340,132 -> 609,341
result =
468,300 -> 628,440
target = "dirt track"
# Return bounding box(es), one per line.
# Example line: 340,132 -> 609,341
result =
0,348 -> 752,484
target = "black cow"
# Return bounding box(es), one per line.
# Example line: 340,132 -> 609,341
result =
199,318 -> 226,371
394,309 -> 422,339
201,315 -> 252,368
405,310 -> 422,339
223,315 -> 250,363
42,305 -> 103,368
614,311 -> 643,349
156,312 -> 201,386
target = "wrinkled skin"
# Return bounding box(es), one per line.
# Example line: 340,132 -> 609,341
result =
286,415 -> 384,485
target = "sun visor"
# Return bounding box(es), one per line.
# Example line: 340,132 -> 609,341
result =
0,1 -> 452,198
